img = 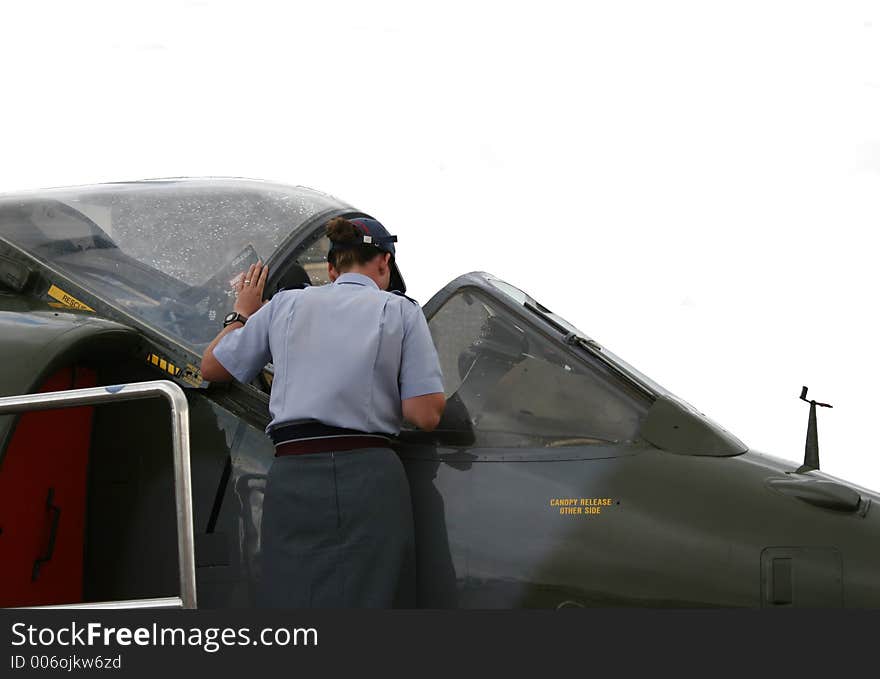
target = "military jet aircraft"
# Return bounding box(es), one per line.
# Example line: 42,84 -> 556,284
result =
0,178 -> 877,609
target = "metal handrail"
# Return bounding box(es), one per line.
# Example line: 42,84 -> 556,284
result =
20,596 -> 185,610
0,380 -> 197,609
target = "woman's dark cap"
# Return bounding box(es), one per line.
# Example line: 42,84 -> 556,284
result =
328,217 -> 407,293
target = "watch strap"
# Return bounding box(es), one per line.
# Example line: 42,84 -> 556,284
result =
223,312 -> 248,327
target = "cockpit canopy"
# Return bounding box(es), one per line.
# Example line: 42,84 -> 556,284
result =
0,178 -> 353,349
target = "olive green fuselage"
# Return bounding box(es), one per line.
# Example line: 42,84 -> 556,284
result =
1,292 -> 876,609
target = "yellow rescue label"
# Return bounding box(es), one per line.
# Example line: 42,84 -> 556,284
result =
47,284 -> 94,312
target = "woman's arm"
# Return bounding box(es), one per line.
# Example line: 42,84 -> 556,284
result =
200,262 -> 269,382
201,322 -> 241,382
402,392 -> 446,431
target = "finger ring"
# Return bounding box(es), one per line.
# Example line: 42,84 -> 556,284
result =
244,279 -> 251,284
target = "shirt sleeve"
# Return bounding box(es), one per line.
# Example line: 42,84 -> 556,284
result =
212,301 -> 274,383
399,302 -> 444,400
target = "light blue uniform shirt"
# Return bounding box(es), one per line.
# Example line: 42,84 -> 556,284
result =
213,272 -> 444,436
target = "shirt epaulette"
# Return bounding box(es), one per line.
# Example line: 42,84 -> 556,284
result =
391,290 -> 418,305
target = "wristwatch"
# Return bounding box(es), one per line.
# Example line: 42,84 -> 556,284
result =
223,311 -> 248,327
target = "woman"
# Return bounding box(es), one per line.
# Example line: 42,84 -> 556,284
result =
200,216 -> 445,607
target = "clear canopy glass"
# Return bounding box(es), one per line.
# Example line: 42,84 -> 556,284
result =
0,179 -> 350,350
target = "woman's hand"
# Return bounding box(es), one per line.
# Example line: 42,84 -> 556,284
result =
234,261 -> 269,317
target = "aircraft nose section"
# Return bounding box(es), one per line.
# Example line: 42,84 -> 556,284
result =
757,469 -> 880,607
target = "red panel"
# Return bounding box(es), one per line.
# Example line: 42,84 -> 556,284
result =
0,366 -> 96,607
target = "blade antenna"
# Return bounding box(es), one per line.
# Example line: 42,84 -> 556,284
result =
796,386 -> 833,473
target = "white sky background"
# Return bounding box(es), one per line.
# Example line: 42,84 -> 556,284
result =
2,1 -> 879,490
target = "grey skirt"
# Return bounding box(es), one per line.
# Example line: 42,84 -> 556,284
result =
257,446 -> 416,608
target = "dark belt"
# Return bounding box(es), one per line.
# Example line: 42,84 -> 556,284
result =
270,422 -> 392,457
275,435 -> 390,456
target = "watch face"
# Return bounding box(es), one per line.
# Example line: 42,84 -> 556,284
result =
224,312 -> 238,323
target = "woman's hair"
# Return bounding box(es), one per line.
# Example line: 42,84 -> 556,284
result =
326,216 -> 385,271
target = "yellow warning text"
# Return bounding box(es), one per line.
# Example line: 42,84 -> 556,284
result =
181,364 -> 204,388
549,497 -> 614,516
